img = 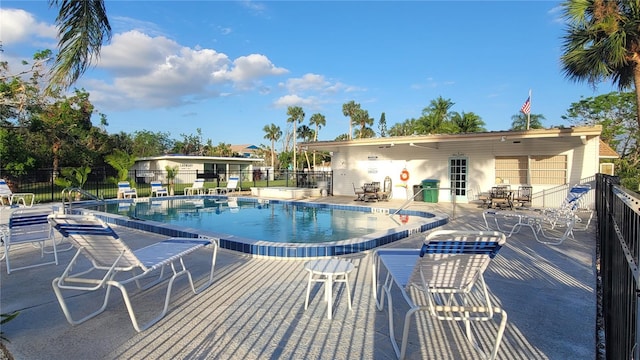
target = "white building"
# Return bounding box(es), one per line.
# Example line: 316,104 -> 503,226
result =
132,155 -> 264,185
302,126 -> 609,206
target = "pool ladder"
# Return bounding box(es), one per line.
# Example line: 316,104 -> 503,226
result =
60,187 -> 105,214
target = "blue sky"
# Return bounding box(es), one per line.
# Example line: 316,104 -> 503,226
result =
1,1 -> 617,149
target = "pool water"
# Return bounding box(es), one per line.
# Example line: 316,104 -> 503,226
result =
109,198 -> 426,244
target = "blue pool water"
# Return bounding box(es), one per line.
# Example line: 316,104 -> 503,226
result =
82,197 -> 448,258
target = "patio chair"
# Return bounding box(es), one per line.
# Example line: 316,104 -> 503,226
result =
212,176 -> 240,195
117,181 -> 137,199
150,181 -> 168,197
372,230 -> 508,360
0,179 -> 35,207
512,185 -> 532,208
353,183 -> 365,201
3,208 -> 57,274
184,178 -> 205,195
48,213 -> 218,332
483,207 -> 578,245
376,176 -> 393,201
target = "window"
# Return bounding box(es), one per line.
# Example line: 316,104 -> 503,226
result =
495,155 -> 567,185
530,155 -> 567,185
495,157 -> 527,184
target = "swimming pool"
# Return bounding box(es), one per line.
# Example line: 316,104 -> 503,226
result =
79,196 -> 448,258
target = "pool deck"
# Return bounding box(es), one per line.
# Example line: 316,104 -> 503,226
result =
0,195 -> 597,359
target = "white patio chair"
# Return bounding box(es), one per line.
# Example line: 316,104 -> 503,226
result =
150,181 -> 168,197
212,176 -> 240,195
48,213 -> 218,332
0,179 -> 35,207
372,230 -> 508,360
117,181 -> 137,199
184,178 -> 205,195
3,208 -> 57,274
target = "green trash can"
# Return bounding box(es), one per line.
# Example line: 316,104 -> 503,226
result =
422,179 -> 440,203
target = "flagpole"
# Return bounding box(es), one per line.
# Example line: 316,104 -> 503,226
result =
526,89 -> 531,130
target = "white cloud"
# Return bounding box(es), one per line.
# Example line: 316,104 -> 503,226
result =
86,31 -> 288,110
273,94 -> 319,109
0,8 -> 56,44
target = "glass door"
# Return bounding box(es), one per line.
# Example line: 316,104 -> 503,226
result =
449,157 -> 468,203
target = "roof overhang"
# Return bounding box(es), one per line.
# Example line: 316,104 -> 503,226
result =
300,126 -> 603,152
136,155 -> 264,163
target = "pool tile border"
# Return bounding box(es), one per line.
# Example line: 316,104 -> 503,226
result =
76,196 -> 449,259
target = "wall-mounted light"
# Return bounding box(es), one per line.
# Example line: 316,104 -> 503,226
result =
500,136 -> 506,142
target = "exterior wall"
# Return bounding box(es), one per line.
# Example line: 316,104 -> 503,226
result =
132,157 -> 261,185
332,135 -> 600,204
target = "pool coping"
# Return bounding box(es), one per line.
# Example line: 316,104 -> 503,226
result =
72,196 -> 449,259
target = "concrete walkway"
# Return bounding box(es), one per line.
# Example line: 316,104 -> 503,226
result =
0,196 -> 596,359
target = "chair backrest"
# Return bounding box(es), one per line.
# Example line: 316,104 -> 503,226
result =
227,176 -> 239,189
9,209 -> 52,244
383,176 -> 392,193
562,184 -> 591,210
409,230 -> 505,291
193,179 -> 205,189
49,214 -> 143,270
0,179 -> 12,196
516,185 -> 532,199
150,181 -> 164,190
118,181 -> 133,191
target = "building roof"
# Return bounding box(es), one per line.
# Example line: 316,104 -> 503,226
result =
599,139 -> 619,159
300,126 -> 604,151
136,155 -> 263,163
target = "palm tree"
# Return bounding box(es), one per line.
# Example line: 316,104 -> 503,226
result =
450,111 -> 486,133
354,109 -> 374,138
342,100 -> 361,140
561,0 -> 640,128
263,123 -> 282,170
297,125 -> 314,169
510,113 -> 545,130
48,0 -> 112,92
309,113 -> 326,168
286,106 -> 305,173
419,96 -> 454,134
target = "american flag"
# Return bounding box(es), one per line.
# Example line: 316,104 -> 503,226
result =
520,97 -> 531,114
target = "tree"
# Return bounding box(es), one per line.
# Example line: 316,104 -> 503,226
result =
417,96 -> 454,134
297,124 -> 314,169
309,113 -> 326,168
48,0 -> 111,92
560,0 -> 640,129
263,123 -> 282,169
388,119 -> 417,136
353,109 -> 374,138
378,112 -> 388,137
131,130 -> 173,157
562,91 -> 639,167
450,111 -> 486,133
510,113 -> 545,131
286,106 -> 305,173
342,100 -> 361,140
105,149 -> 135,183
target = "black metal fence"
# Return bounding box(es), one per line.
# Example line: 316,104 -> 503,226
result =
596,173 -> 640,360
1,169 -> 333,204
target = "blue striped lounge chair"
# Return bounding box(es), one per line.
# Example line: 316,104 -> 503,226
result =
48,213 -> 218,332
372,230 -> 508,360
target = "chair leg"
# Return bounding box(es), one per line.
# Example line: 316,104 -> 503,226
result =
305,272 -> 313,310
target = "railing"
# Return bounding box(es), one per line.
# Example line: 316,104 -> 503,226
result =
1,169 -> 333,204
596,173 -> 640,360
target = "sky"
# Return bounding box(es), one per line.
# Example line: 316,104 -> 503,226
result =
1,1 -> 618,149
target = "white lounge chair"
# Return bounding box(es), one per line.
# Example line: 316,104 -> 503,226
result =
117,181 -> 137,199
150,181 -> 168,197
372,230 -> 508,360
212,176 -> 240,195
184,179 -> 205,195
483,183 -> 590,245
48,213 -> 218,332
0,179 -> 35,207
3,208 -> 57,274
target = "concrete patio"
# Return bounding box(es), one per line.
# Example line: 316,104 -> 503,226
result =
0,196 -> 596,359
